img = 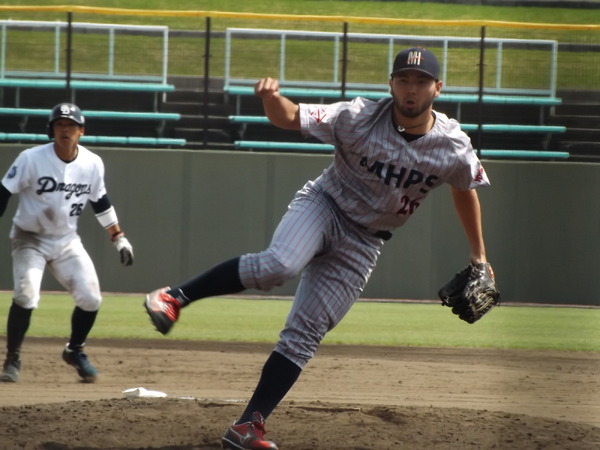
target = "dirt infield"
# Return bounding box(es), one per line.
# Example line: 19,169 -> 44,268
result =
1,337 -> 599,450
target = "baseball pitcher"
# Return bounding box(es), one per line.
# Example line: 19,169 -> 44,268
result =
144,47 -> 499,450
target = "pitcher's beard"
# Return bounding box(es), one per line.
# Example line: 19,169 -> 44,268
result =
392,92 -> 436,119
396,100 -> 434,119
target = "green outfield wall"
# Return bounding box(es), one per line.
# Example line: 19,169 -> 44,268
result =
0,145 -> 597,305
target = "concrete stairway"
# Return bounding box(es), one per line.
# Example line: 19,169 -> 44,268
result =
162,76 -> 236,150
551,90 -> 600,162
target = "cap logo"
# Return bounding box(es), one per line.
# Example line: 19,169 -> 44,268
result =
392,47 -> 439,80
407,51 -> 424,67
60,104 -> 72,115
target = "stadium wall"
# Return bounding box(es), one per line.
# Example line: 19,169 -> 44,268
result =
0,145 -> 596,306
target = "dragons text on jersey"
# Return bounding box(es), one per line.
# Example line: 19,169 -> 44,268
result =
35,176 -> 93,199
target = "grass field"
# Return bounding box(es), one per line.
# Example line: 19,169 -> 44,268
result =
4,0 -> 600,24
2,1 -> 599,89
0,3 -> 597,355
2,292 -> 598,352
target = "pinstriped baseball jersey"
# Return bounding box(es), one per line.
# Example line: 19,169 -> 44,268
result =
300,96 -> 490,232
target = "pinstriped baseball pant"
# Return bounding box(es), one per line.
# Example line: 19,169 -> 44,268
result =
239,181 -> 383,368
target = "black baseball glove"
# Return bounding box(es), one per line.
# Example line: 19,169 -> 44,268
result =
438,262 -> 500,324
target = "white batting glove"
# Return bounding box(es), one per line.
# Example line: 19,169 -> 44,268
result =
112,233 -> 134,266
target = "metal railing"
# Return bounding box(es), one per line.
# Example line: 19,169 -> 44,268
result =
224,27 -> 558,97
0,19 -> 169,83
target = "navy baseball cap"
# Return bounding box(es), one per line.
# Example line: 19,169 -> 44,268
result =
390,47 -> 440,80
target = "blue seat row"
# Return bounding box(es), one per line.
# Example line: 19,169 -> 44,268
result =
228,115 -> 566,134
0,77 -> 176,112
0,133 -> 186,147
233,140 -> 569,160
0,107 -> 180,121
0,78 -> 175,92
224,85 -> 562,106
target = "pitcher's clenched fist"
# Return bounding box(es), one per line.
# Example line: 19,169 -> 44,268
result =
254,77 -> 281,99
255,77 -> 300,130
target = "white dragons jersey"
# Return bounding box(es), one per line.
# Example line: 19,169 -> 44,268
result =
2,142 -> 107,241
300,96 -> 490,231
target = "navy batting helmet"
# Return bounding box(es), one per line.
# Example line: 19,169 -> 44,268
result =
47,103 -> 85,138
